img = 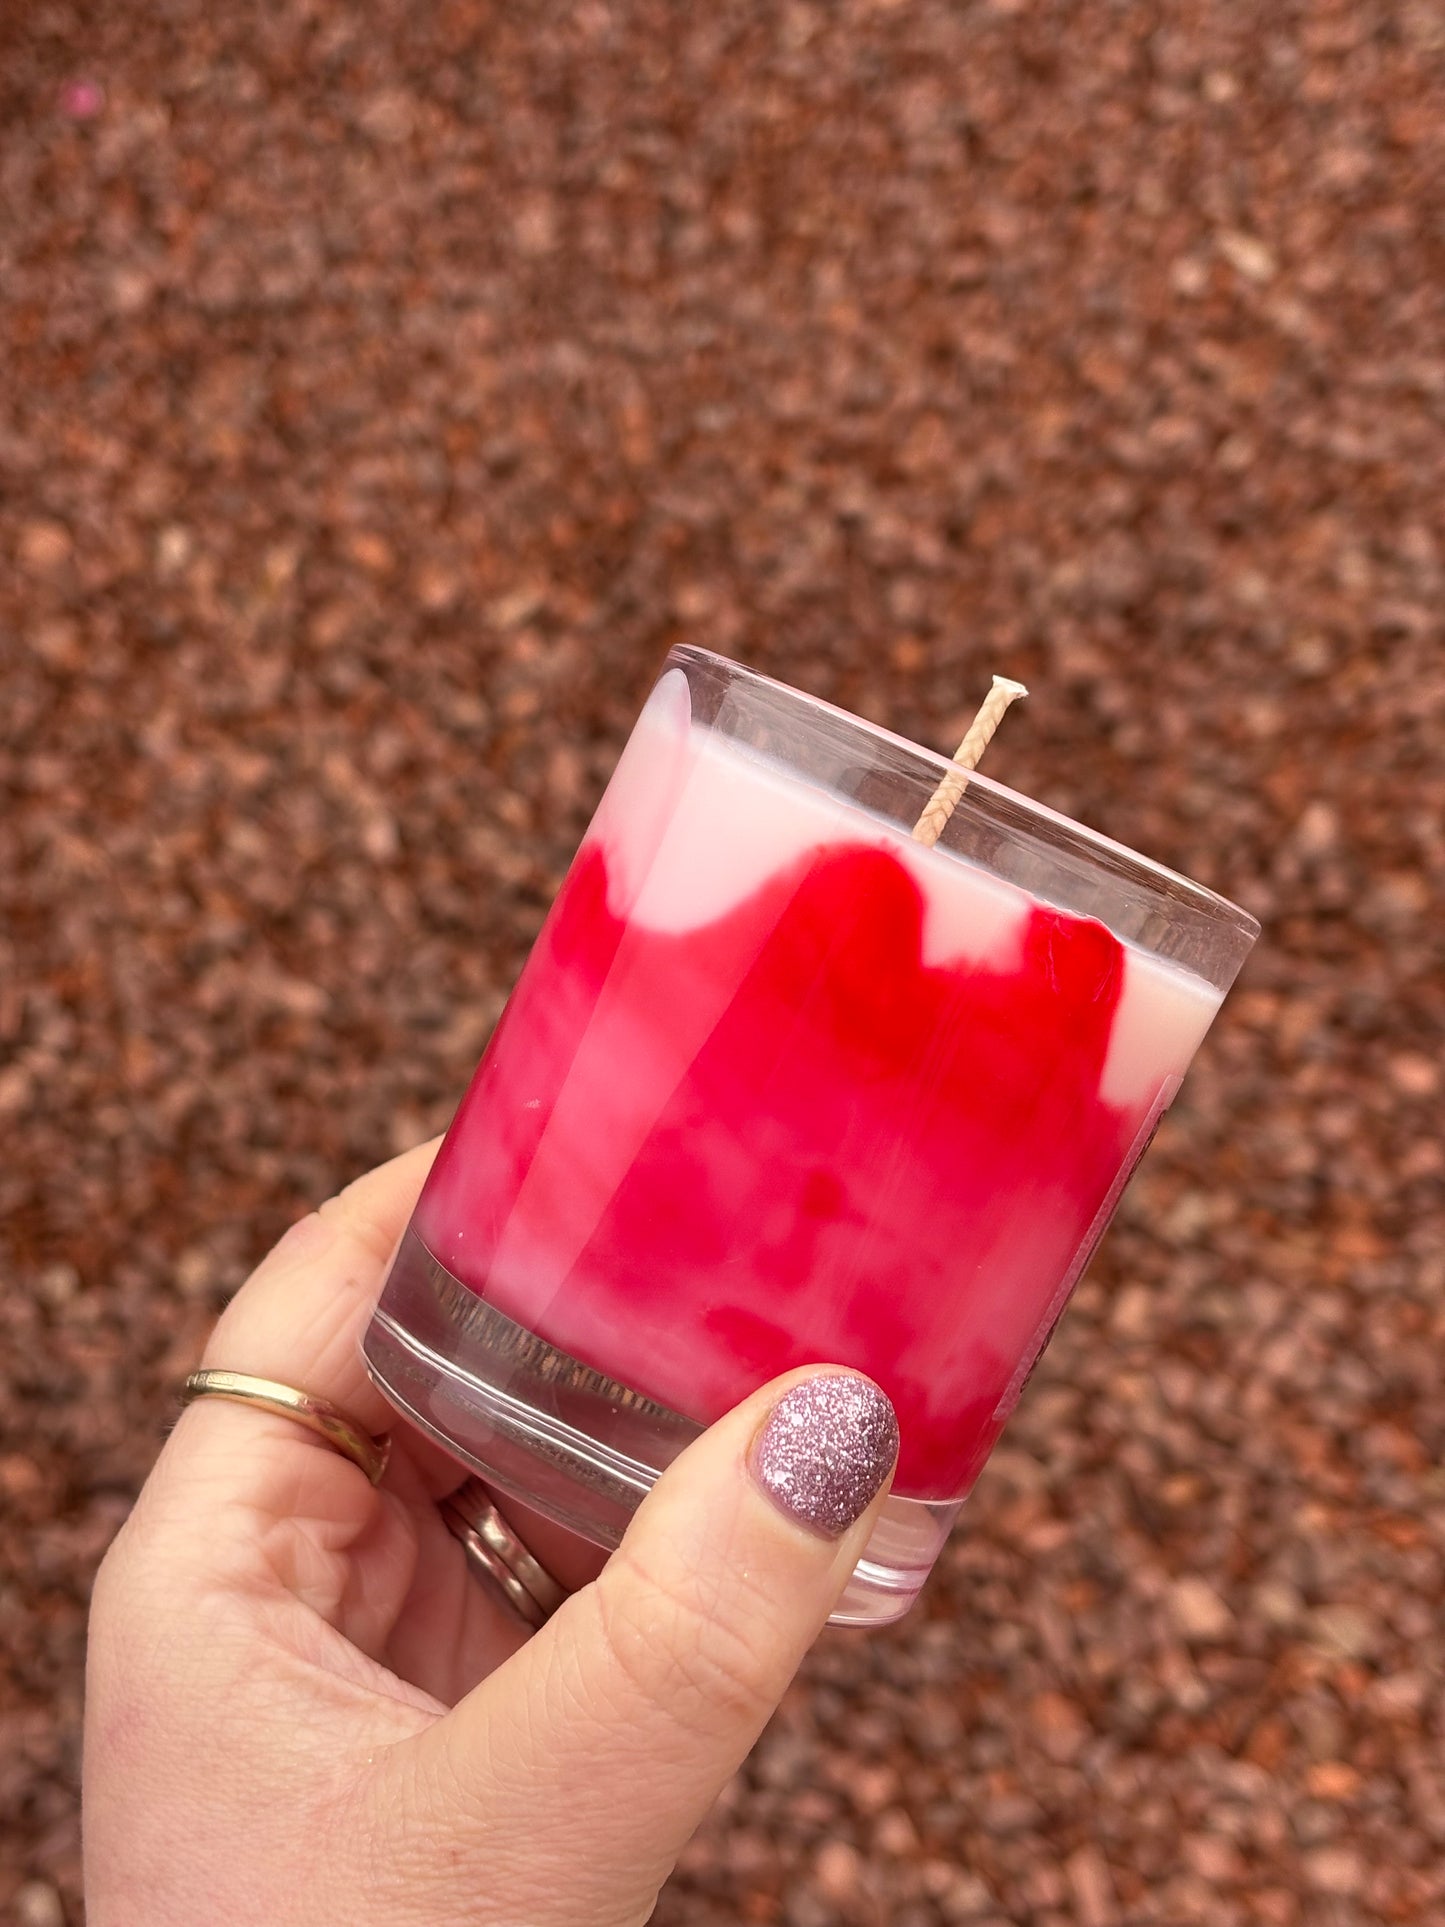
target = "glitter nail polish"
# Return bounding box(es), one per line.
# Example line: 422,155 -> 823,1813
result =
751,1374 -> 899,1539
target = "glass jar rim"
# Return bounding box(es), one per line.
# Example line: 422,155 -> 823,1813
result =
665,644 -> 1262,942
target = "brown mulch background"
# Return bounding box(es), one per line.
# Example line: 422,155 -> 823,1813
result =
3,2 -> 1442,1921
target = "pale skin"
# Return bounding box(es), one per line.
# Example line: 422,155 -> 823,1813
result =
83,1140 -> 897,1926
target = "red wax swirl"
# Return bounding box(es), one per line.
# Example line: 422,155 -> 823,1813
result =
417,838 -> 1144,1496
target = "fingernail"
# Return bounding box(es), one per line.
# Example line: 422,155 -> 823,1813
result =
751,1374 -> 899,1539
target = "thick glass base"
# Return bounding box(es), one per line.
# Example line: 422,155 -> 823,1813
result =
363,1229 -> 959,1627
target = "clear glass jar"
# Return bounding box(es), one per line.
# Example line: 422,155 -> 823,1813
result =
364,648 -> 1258,1625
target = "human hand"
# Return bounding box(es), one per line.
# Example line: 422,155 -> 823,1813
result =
84,1142 -> 898,1926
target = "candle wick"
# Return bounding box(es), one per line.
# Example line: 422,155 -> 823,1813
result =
911,677 -> 1029,847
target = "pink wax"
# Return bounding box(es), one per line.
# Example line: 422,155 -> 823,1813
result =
415,674 -> 1220,1498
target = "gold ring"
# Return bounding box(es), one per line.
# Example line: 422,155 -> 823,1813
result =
439,1478 -> 567,1630
180,1370 -> 391,1486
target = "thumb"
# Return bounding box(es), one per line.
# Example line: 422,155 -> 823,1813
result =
407,1368 -> 897,1925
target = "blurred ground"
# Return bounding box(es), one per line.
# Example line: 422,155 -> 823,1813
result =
2,1 -> 1443,1922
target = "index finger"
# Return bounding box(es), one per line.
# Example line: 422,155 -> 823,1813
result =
197,1136 -> 440,1435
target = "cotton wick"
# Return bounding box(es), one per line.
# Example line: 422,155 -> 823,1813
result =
911,676 -> 1028,847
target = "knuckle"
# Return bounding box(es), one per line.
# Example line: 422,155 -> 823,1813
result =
89,1507 -> 153,1621
317,1188 -> 393,1270
87,1532 -> 128,1634
585,1542 -> 783,1748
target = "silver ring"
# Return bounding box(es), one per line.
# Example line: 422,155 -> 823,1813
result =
439,1478 -> 568,1631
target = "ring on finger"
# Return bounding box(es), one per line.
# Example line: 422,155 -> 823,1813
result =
439,1479 -> 568,1630
180,1370 -> 391,1485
